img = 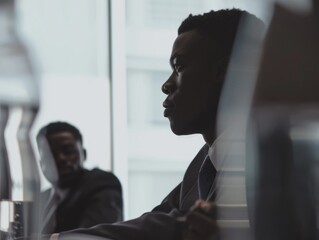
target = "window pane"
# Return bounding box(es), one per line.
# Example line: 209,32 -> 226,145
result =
17,0 -> 111,191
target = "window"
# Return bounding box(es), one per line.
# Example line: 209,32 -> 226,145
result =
17,0 -> 112,191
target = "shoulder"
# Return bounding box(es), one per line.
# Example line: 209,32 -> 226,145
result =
82,168 -> 122,188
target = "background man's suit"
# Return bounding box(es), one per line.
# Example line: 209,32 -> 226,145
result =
41,168 -> 123,234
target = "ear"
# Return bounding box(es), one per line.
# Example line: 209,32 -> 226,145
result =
82,148 -> 87,162
78,148 -> 86,168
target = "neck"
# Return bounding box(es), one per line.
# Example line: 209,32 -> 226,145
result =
203,127 -> 216,147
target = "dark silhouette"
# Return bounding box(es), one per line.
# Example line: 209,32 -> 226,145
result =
48,9 -> 264,240
36,122 -> 123,234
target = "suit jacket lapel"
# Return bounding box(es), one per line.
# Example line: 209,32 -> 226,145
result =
180,144 -> 209,211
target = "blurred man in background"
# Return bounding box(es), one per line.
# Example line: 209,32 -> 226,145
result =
37,121 -> 123,234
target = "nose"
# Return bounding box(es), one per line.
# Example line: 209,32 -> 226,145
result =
55,152 -> 70,165
161,74 -> 176,95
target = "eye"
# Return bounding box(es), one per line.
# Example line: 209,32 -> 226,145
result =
170,57 -> 185,74
174,64 -> 183,73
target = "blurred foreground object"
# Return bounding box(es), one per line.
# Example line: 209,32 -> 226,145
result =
0,0 -> 40,238
247,1 -> 319,240
215,1 -> 319,240
214,12 -> 265,240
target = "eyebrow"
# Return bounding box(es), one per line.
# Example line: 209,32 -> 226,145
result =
50,140 -> 74,147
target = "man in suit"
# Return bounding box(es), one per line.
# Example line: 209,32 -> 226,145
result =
37,121 -> 123,234
48,9 -> 264,240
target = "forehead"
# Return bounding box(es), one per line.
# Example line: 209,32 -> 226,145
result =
171,30 -> 213,61
46,131 -> 77,144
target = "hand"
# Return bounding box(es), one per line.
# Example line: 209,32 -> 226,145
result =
182,200 -> 218,240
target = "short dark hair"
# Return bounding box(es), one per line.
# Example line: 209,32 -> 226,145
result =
37,121 -> 83,144
178,9 -> 264,60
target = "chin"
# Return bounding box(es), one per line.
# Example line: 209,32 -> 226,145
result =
170,122 -> 183,135
58,178 -> 77,189
170,123 -> 194,136
58,172 -> 82,189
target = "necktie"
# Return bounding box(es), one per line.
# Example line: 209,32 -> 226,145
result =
198,155 -> 217,200
41,192 -> 60,233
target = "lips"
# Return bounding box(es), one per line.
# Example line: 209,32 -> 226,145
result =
163,100 -> 174,117
164,108 -> 171,117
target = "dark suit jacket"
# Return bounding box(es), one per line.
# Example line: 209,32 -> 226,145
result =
58,145 -> 210,240
41,168 -> 123,234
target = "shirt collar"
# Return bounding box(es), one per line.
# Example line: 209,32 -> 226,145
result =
207,143 -> 217,170
207,131 -> 231,172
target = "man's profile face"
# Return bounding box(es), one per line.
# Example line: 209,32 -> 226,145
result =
162,30 -> 222,137
39,131 -> 85,188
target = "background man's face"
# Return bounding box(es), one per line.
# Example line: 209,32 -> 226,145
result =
162,30 -> 221,137
39,131 -> 85,188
